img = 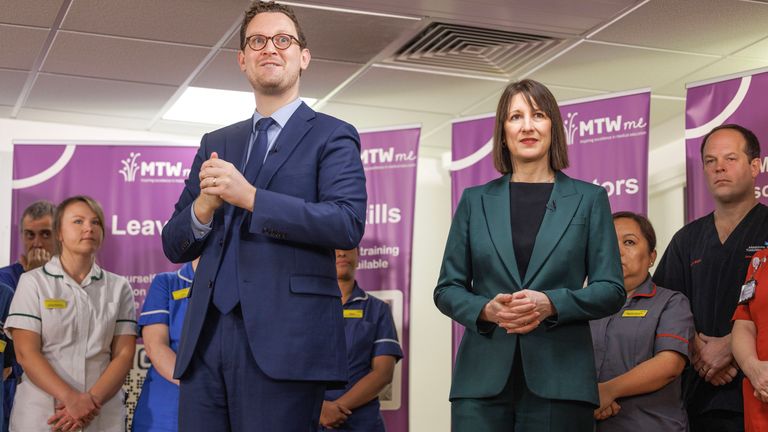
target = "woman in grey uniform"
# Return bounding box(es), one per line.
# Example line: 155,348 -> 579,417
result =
591,212 -> 694,431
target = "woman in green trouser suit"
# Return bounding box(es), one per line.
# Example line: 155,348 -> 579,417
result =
434,79 -> 625,432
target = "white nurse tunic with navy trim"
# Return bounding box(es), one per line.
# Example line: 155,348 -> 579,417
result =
4,256 -> 137,432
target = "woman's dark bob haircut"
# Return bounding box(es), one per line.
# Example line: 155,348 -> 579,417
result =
492,79 -> 569,175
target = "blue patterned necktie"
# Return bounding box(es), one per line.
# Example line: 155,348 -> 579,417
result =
212,117 -> 274,314
244,117 -> 275,183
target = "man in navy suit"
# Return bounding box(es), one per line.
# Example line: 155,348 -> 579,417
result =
161,2 -> 367,430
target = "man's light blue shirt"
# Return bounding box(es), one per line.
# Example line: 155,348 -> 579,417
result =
190,98 -> 304,238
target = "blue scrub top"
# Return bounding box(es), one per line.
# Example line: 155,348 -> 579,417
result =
0,264 -> 22,293
132,263 -> 193,432
0,283 -> 14,432
322,283 -> 403,431
0,264 -> 23,432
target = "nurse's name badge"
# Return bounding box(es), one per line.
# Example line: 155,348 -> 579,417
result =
172,287 -> 191,300
44,299 -> 67,309
739,279 -> 756,304
343,309 -> 363,319
622,309 -> 648,318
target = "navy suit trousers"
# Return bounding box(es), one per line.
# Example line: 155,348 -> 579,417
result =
178,305 -> 326,431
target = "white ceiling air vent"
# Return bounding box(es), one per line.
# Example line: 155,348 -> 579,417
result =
386,22 -> 566,78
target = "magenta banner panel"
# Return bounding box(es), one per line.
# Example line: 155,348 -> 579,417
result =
11,143 -> 197,314
358,126 -> 420,432
685,69 -> 768,221
449,90 -> 651,354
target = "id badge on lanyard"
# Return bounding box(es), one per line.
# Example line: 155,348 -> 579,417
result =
739,256 -> 765,304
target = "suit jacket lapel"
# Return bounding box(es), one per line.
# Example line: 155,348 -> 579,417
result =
523,171 -> 582,287
482,174 -> 523,289
255,102 -> 314,189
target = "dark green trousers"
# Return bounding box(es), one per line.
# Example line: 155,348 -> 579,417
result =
452,351 -> 595,432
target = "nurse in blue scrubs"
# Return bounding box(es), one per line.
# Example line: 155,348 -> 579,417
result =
319,249 -> 403,431
132,258 -> 197,432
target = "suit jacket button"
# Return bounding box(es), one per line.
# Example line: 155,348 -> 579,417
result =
208,280 -> 213,288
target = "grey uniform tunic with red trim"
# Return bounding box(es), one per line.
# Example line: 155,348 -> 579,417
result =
590,276 -> 694,432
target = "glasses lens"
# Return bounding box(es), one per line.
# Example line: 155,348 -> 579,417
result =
249,35 -> 267,50
274,34 -> 293,49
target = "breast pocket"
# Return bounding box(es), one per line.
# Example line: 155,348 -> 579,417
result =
40,300 -> 75,347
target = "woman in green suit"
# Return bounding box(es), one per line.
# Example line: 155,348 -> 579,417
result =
434,79 -> 625,431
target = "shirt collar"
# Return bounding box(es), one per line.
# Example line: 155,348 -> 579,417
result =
43,255 -> 104,287
628,274 -> 656,298
252,98 -> 303,132
177,262 -> 195,283
344,282 -> 368,306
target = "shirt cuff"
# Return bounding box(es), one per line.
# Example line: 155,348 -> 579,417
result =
190,205 -> 212,240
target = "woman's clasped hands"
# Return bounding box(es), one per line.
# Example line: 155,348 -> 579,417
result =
482,290 -> 554,334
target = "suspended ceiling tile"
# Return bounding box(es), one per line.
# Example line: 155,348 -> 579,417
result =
62,0 -> 245,46
151,120 -> 217,138
319,101 -> 451,133
656,57 -> 768,97
0,106 -> 12,117
591,0 -> 768,55
191,50 -> 250,92
0,69 -> 29,105
16,107 -> 153,130
733,37 -> 768,61
292,6 -> 420,64
0,0 -> 66,27
301,60 -> 363,99
299,0 -> 638,37
25,74 -> 176,119
0,25 -> 50,70
528,41 -> 715,93
43,32 -> 210,85
223,32 -> 240,51
548,85 -> 607,104
332,66 -> 506,114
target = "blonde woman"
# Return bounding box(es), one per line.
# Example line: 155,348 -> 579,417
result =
5,196 -> 136,431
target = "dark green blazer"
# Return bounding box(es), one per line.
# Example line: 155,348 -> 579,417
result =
434,171 -> 625,406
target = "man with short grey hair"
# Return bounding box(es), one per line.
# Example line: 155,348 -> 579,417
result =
0,200 -> 56,432
0,200 -> 56,290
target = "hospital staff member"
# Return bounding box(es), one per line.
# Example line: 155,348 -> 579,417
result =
132,258 -> 198,432
4,195 -> 137,431
319,248 -> 402,431
591,212 -> 694,431
732,247 -> 768,432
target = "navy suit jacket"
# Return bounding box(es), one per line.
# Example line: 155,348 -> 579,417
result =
162,102 -> 367,383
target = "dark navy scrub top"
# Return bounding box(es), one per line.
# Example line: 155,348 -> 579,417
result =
322,283 -> 403,431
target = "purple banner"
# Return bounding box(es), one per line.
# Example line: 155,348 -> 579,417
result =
684,69 -> 768,221
11,144 -> 197,312
449,90 -> 650,353
357,126 -> 420,432
11,142 -> 198,424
